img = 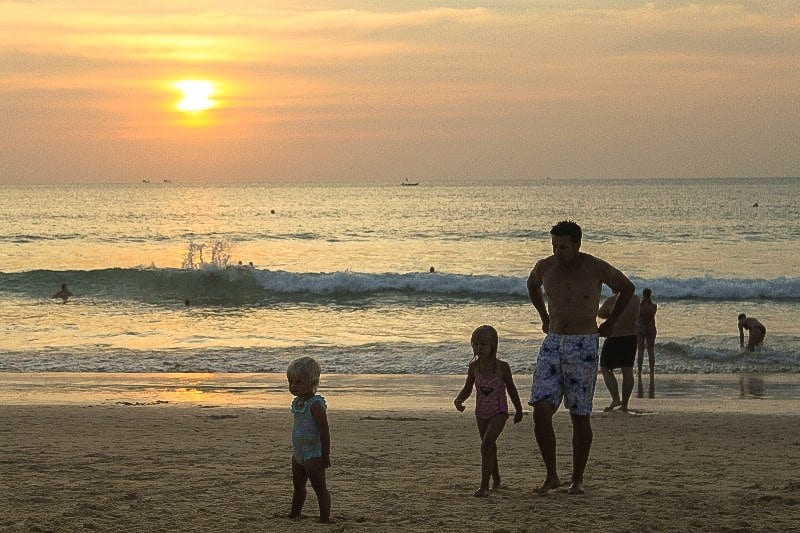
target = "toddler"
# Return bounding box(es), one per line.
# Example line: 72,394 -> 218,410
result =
287,356 -> 331,522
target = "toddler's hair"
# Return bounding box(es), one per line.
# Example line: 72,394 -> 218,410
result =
287,356 -> 322,393
470,325 -> 499,362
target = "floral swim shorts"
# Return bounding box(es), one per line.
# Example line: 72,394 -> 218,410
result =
528,333 -> 599,416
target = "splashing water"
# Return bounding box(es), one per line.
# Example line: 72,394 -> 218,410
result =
181,239 -> 232,270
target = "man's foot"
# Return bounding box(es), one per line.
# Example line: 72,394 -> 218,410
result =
620,405 -> 629,412
567,481 -> 585,495
288,512 -> 301,520
603,401 -> 622,412
535,476 -> 561,494
473,488 -> 490,497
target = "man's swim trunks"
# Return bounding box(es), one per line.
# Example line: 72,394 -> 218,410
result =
599,334 -> 637,369
528,333 -> 599,416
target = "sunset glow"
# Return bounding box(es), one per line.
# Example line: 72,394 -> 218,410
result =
1,1 -> 798,183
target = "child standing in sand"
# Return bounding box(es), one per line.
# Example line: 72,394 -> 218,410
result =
287,356 -> 331,523
454,325 -> 524,497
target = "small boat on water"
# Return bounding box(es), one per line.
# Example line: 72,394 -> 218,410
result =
401,179 -> 419,186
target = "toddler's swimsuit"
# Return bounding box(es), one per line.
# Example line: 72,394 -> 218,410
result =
291,394 -> 326,464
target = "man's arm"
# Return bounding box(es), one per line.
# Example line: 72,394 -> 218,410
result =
739,324 -> 745,347
597,295 -> 616,319
597,263 -> 634,337
527,262 -> 550,333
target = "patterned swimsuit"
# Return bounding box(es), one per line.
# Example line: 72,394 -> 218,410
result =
291,394 -> 326,463
474,369 -> 508,420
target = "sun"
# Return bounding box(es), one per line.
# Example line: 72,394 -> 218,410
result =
174,80 -> 215,112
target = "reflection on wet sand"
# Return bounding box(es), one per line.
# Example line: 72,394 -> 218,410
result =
739,374 -> 765,398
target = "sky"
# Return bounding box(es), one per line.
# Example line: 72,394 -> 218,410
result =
1,1 -> 798,183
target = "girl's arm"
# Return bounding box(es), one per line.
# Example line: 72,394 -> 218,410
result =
310,400 -> 331,468
454,365 -> 475,411
501,361 -> 525,424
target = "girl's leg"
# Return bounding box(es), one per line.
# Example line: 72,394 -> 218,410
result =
289,457 -> 308,519
636,337 -> 645,398
305,458 -> 331,523
475,414 -> 507,497
647,338 -> 656,398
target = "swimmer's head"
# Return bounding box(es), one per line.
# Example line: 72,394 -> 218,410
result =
738,313 -> 747,321
643,288 -> 652,299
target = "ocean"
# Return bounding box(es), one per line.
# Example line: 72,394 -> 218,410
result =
1,178 -> 798,377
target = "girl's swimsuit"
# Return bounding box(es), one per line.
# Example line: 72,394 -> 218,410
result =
637,302 -> 657,339
291,394 -> 326,464
474,368 -> 508,420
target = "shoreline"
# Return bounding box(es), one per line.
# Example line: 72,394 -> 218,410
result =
1,371 -> 799,414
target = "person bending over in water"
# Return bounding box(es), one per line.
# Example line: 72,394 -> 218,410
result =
738,314 -> 766,352
454,325 -> 524,497
52,283 -> 73,303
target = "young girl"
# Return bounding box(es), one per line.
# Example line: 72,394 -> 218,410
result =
636,288 -> 658,398
287,356 -> 331,523
454,325 -> 524,497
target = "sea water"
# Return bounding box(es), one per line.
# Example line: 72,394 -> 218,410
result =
1,178 -> 798,376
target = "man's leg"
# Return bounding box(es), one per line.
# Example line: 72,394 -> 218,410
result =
620,367 -> 634,410
569,413 -> 592,494
601,366 -> 621,411
532,400 -> 560,493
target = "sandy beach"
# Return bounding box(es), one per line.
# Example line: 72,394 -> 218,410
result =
2,373 -> 800,532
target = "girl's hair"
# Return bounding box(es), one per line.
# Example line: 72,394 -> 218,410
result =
470,325 -> 499,363
287,356 -> 321,393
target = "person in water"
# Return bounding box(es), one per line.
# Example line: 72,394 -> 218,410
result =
454,325 -> 524,497
636,288 -> 658,398
598,289 -> 640,412
738,313 -> 766,352
52,283 -> 73,303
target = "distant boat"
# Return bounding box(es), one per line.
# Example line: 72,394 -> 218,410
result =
401,179 -> 419,186
142,179 -> 150,183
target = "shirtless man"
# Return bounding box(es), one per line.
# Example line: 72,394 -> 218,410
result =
738,314 -> 766,352
527,221 -> 634,495
52,283 -> 73,303
598,289 -> 640,412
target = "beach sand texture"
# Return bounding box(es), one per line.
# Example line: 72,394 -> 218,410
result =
2,394 -> 800,532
